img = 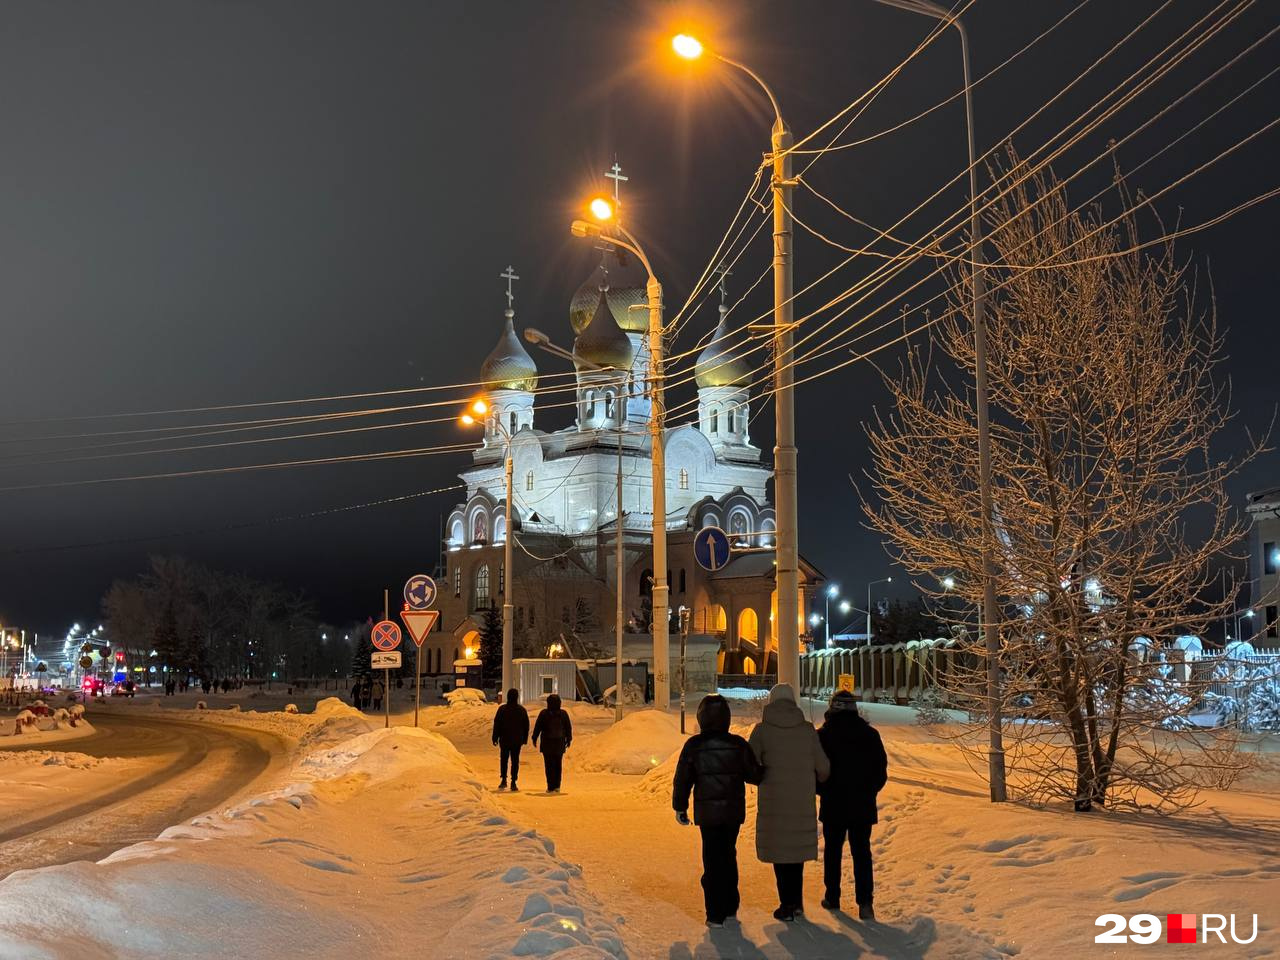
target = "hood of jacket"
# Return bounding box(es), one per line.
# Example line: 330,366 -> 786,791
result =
768,682 -> 797,705
505,688 -> 520,705
821,708 -> 871,739
546,693 -> 562,712
696,694 -> 731,735
761,696 -> 807,728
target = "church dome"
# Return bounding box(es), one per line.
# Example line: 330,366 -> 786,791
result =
573,289 -> 634,372
695,306 -> 752,388
569,276 -> 601,336
607,284 -> 648,333
480,311 -> 538,392
570,259 -> 648,335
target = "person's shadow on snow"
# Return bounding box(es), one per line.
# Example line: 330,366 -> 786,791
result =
769,919 -> 864,959
833,912 -> 938,960
668,924 -> 769,960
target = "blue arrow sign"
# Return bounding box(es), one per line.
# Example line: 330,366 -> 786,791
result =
403,574 -> 437,610
694,526 -> 731,572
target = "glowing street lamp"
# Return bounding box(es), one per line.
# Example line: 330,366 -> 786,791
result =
824,584 -> 840,648
671,34 -> 703,60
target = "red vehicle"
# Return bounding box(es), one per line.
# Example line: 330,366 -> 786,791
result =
81,677 -> 105,697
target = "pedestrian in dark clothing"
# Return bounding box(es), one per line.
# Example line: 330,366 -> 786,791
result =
531,693 -> 572,793
749,682 -> 831,922
493,687 -> 530,791
350,682 -> 361,708
817,690 -> 888,920
672,694 -> 764,927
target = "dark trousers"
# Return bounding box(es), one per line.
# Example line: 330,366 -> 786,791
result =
500,744 -> 521,784
773,862 -> 804,911
543,751 -> 563,791
698,823 -> 741,922
823,820 -> 874,906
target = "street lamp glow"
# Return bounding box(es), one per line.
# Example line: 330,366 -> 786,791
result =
942,576 -> 956,590
809,613 -> 821,627
827,584 -> 839,598
839,600 -> 851,614
672,34 -> 704,60
589,197 -> 614,222
470,399 -> 488,415
459,413 -> 475,426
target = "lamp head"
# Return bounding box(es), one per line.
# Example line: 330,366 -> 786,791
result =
570,219 -> 601,239
459,414 -> 475,427
523,327 -> 549,346
839,600 -> 851,614
589,197 -> 614,222
672,34 -> 704,60
470,399 -> 488,415
827,584 -> 839,598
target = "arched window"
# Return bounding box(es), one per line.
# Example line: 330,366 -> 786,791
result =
498,562 -> 505,596
453,565 -> 461,597
640,568 -> 653,599
474,563 -> 491,611
678,467 -> 689,490
727,407 -> 736,433
587,390 -> 597,419
449,519 -> 463,547
605,392 -> 615,417
510,411 -> 518,435
493,515 -> 507,543
525,470 -> 535,491
759,518 -> 776,547
738,608 -> 759,646
710,409 -> 718,434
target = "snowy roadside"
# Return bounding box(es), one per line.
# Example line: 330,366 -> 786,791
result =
0,699 -> 626,960
0,718 -> 95,748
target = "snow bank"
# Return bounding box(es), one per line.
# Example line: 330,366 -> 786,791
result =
0,716 -> 95,746
0,713 -> 625,960
444,686 -> 488,707
574,709 -> 687,775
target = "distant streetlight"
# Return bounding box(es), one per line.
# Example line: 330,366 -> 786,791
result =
825,584 -> 840,648
942,575 -> 956,591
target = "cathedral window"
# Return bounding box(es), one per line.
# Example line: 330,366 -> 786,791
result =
510,411 -> 518,435
727,408 -> 736,433
453,565 -> 461,597
526,470 -> 534,491
474,563 -> 491,611
679,467 -> 688,490
710,409 -> 718,434
499,562 -> 505,596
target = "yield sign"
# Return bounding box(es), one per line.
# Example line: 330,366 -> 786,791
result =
400,609 -> 440,648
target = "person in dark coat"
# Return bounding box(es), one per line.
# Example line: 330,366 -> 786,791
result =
492,687 -> 530,791
817,690 -> 888,920
531,693 -> 572,793
672,694 -> 763,927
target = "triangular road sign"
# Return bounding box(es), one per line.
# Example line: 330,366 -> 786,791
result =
401,609 -> 440,648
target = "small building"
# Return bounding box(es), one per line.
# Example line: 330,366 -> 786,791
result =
1246,487 -> 1280,641
515,658 -> 580,705
453,658 -> 483,689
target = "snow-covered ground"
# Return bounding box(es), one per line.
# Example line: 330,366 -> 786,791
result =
0,717 -> 94,747
2,693 -> 1275,958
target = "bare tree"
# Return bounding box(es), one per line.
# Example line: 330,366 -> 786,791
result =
865,159 -> 1262,813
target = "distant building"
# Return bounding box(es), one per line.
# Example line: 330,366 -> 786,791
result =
424,258 -> 821,682
1246,487 -> 1280,641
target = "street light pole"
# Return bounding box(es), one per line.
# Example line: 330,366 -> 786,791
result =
870,0 -> 1005,801
570,211 -> 669,710
867,577 -> 892,644
671,37 -> 801,688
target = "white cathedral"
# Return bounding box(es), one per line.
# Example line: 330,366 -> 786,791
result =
426,243 -> 821,683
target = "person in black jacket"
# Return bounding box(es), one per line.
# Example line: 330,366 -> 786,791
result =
817,690 -> 888,920
672,694 -> 764,927
492,687 -> 530,792
531,693 -> 572,793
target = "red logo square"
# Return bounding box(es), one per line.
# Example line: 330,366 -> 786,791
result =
1167,914 -> 1197,944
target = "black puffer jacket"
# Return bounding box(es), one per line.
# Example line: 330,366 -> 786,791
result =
493,688 -> 530,748
816,697 -> 888,825
672,695 -> 764,827
532,693 -> 572,755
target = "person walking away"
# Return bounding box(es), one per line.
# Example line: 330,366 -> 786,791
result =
817,690 -> 887,920
531,693 -> 572,793
749,682 -> 830,922
493,687 -> 530,791
672,694 -> 763,928
371,677 -> 384,711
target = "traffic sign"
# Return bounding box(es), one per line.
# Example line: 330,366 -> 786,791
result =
401,609 -> 440,648
371,620 -> 402,651
403,574 -> 437,610
372,651 -> 401,670
693,525 -> 731,572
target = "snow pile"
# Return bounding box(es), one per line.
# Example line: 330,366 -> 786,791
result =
445,686 -> 488,707
0,722 -> 625,959
295,697 -> 378,752
574,709 -> 687,775
0,713 -> 95,745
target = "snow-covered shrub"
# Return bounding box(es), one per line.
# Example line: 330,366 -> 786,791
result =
195,701 -> 208,710
912,687 -> 947,726
1127,658 -> 1193,731
1244,668 -> 1280,732
603,681 -> 644,707
444,687 -> 487,707
283,703 -> 299,714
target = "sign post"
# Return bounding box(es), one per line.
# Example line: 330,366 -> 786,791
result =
401,607 -> 440,729
372,608 -> 401,731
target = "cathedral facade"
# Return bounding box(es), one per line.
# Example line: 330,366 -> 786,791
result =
424,260 -> 821,682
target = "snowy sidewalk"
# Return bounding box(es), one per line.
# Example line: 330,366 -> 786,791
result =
0,704 -> 624,960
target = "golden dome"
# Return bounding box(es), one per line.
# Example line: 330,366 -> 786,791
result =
573,290 -> 634,372
480,311 -> 538,391
695,306 -> 752,388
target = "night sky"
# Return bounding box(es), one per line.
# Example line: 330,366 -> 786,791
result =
2,1 -> 1276,640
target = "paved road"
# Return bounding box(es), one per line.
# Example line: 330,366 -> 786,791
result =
0,711 -> 284,876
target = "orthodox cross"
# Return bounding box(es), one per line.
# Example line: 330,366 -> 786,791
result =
714,261 -> 733,306
605,158 -> 628,202
500,265 -> 519,311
